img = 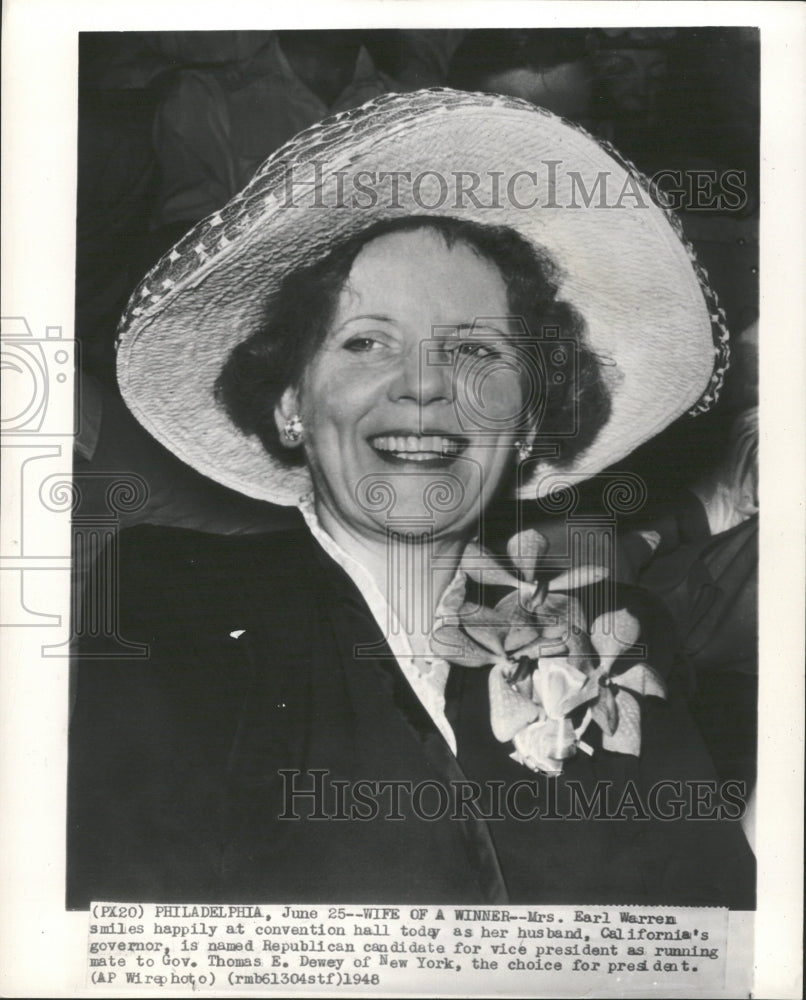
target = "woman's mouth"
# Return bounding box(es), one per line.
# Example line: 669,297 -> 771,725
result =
369,434 -> 468,463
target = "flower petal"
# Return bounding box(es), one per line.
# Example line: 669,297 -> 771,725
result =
515,636 -> 570,660
612,663 -> 667,699
503,625 -> 542,653
506,529 -> 550,583
601,689 -> 642,755
493,589 -> 533,622
512,718 -> 576,774
548,564 -> 609,592
434,570 -> 467,617
563,628 -> 599,675
464,624 -> 507,658
488,662 -> 541,742
535,592 -> 589,635
590,608 -> 641,672
493,591 -> 541,652
591,684 -> 619,736
461,540 -> 523,590
533,657 -> 591,717
430,624 -> 494,666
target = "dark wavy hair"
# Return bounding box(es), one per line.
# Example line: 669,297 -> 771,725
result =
216,216 -> 611,469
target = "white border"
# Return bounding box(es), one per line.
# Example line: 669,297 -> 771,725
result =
1,2 -> 803,997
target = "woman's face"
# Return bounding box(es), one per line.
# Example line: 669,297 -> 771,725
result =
278,228 -> 532,542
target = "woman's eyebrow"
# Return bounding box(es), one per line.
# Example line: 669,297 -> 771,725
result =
329,313 -> 398,337
454,321 -> 510,338
332,317 -> 512,338
339,313 -> 396,325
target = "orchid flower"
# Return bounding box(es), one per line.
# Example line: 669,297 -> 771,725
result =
431,530 -> 666,774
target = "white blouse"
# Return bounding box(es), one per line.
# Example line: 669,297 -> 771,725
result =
297,497 -> 459,755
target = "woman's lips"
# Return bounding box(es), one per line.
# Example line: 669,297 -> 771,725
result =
368,433 -> 467,462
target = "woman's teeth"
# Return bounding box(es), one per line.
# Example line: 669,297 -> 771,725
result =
370,435 -> 464,460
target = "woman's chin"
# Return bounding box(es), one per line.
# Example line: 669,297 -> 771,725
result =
351,464 -> 473,528
364,510 -> 473,542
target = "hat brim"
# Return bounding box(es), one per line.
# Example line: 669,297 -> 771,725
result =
117,89 -> 726,506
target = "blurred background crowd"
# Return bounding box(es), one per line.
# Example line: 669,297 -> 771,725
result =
73,28 -> 760,796
77,28 -> 759,382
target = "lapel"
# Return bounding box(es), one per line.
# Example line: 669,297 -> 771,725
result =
219,527 -> 317,784
310,535 -> 510,904
216,523 -> 508,903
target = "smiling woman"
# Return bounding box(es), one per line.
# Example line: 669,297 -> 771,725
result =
68,90 -> 753,909
216,216 -> 610,544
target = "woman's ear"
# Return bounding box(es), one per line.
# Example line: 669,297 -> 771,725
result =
273,386 -> 304,449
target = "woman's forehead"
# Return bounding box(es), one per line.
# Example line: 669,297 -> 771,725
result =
333,227 -> 510,325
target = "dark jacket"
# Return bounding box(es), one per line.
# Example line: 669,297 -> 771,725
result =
67,520 -> 755,909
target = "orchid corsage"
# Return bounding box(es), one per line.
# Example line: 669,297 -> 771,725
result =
431,530 -> 667,775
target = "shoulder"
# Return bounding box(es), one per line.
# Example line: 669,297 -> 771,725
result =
96,522 -> 321,646
118,521 -> 315,583
73,523 -> 323,738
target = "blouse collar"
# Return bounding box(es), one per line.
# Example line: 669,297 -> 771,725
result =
296,493 -> 463,754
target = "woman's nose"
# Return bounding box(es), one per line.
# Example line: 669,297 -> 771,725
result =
389,342 -> 453,406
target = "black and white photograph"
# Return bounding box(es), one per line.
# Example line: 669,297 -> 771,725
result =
1,3 -> 803,997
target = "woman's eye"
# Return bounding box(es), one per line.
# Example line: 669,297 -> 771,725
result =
343,336 -> 379,353
455,341 -> 499,359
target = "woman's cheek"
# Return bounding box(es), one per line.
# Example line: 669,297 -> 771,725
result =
299,371 -> 349,430
465,370 -> 528,424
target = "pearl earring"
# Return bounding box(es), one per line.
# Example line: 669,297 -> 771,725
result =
514,440 -> 533,462
283,415 -> 304,443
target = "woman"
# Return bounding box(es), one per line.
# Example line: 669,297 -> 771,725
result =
68,90 -> 752,908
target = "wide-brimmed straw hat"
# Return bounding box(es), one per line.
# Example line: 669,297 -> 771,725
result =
116,89 -> 728,505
